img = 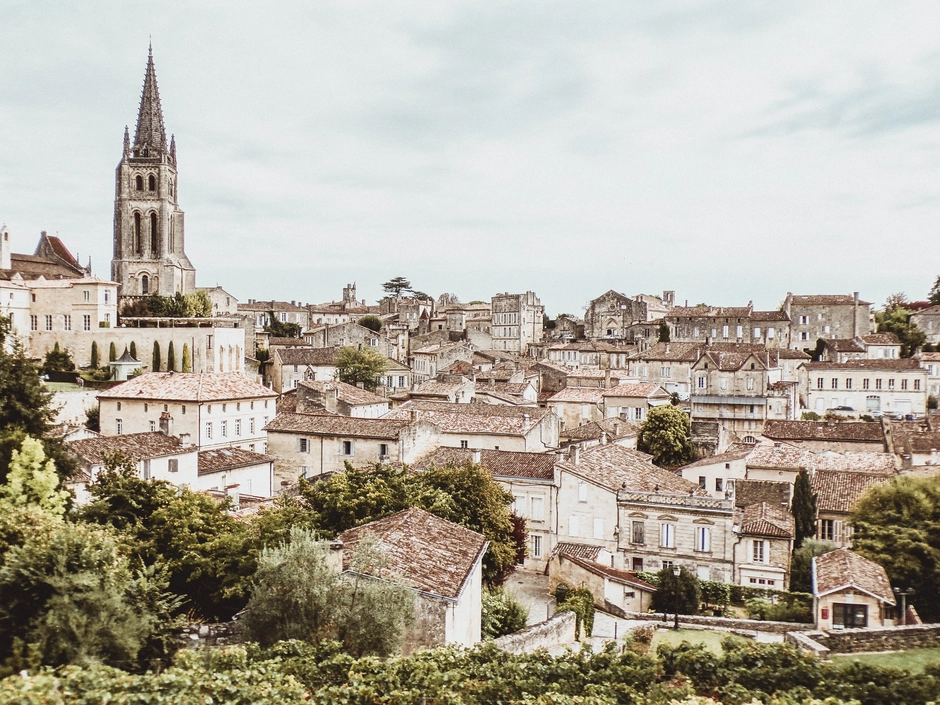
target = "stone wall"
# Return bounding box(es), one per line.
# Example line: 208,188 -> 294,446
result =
621,610 -> 812,634
494,611 -> 577,654
811,623 -> 940,655
176,621 -> 242,649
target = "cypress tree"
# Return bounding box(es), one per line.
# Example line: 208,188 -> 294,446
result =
152,341 -> 161,372
167,341 -> 176,372
181,343 -> 191,373
90,341 -> 99,369
109,341 -> 117,362
130,341 -> 137,360
791,469 -> 818,548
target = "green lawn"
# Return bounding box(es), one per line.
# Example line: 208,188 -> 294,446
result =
832,647 -> 940,674
44,382 -> 84,392
651,628 -> 746,654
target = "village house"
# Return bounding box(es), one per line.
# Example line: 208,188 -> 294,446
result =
263,413 -> 441,484
238,299 -> 309,333
911,306 -> 940,345
659,304 -> 792,350
821,334 -> 901,363
761,420 -> 887,453
546,386 -> 607,430
379,357 -> 413,394
268,346 -> 338,392
558,417 -> 640,449
197,446 -> 275,499
411,342 -> 473,384
800,358 -> 928,417
490,291 -> 543,354
812,548 -> 896,630
733,502 -> 795,590
782,293 -> 872,346
677,445 -> 752,499
67,432 -> 198,504
303,321 -> 400,362
583,290 -> 649,341
630,342 -> 702,400
914,351 -> 940,400
601,382 -> 672,422
291,380 -> 390,418
412,447 -> 557,568
551,314 -> 583,339
547,548 -> 656,615
97,372 -> 277,451
383,400 -> 560,452
339,508 -> 487,654
411,378 -> 475,404
197,286 -> 238,316
888,418 -> 940,473
811,469 -> 892,548
474,379 -> 538,406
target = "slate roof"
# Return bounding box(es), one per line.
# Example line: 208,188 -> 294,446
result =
98,373 -> 278,402
384,401 -> 550,435
198,447 -> 272,476
339,507 -> 488,600
69,432 -> 195,465
763,421 -> 886,444
557,444 -> 697,494
813,548 -> 894,603
264,414 -> 413,439
737,502 -> 794,538
275,347 -> 338,366
412,447 -> 556,480
811,470 -> 891,514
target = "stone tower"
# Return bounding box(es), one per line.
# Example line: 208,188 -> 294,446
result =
112,46 -> 196,298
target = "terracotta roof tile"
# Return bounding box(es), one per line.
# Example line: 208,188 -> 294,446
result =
813,548 -> 894,603
737,502 -> 794,538
802,359 -> 923,371
198,447 -> 272,476
98,373 -> 277,402
763,421 -> 886,444
384,401 -> 550,436
557,444 -> 695,493
861,333 -> 900,346
275,347 -> 338,366
560,417 -> 640,442
791,294 -> 871,306
412,447 -> 556,480
264,413 -> 414,439
811,470 -> 891,513
69,432 -> 194,465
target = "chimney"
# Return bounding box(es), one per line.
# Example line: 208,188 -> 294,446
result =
600,431 -> 608,445
179,432 -> 191,445
327,539 -> 344,573
573,444 -> 580,465
613,421 -> 620,436
522,413 -> 530,431
159,412 -> 173,436
665,343 -> 670,353
409,408 -> 417,422
471,449 -> 482,464
605,368 -> 611,389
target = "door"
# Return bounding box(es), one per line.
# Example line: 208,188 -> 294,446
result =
866,396 -> 881,412
833,603 -> 868,629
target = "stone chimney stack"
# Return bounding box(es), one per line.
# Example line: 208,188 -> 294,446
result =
570,444 -> 581,465
159,411 -> 173,436
327,539 -> 344,573
600,431 -> 608,445
471,449 -> 482,464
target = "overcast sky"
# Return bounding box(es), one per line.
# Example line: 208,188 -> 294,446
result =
2,2 -> 940,315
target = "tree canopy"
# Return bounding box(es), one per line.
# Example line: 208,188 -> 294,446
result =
791,469 -> 817,549
120,291 -> 212,319
636,405 -> 696,467
381,277 -> 412,296
334,346 -> 388,392
875,306 -> 925,357
42,342 -> 74,374
264,313 -> 302,339
929,276 -> 940,306
358,314 -> 382,332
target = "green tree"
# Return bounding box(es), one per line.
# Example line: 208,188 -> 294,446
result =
109,341 -> 117,362
90,340 -> 99,369
875,307 -> 925,357
358,314 -> 382,332
334,346 -> 389,392
264,312 -> 302,338
651,566 -> 701,615
789,539 -> 836,593
481,586 -> 529,638
85,404 -> 100,432
152,341 -> 161,372
166,341 -> 176,372
381,276 -> 412,297
181,342 -> 191,373
130,340 -> 138,360
42,342 -> 74,374
184,289 -> 212,317
929,276 -> 940,306
791,469 -> 817,549
636,405 -> 696,467
241,528 -> 414,657
0,436 -> 69,517
658,319 -> 670,343
851,475 -> 940,622
0,521 -> 183,671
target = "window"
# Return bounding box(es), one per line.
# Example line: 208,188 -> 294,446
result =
698,476 -> 706,490
752,540 -> 765,563
817,378 -> 824,389
593,518 -> 604,539
136,175 -> 143,190
901,379 -> 908,390
819,519 -> 834,542
767,327 -> 775,339
632,557 -> 644,571
181,405 -> 186,414
753,327 -> 760,338
116,402 -> 121,411
379,443 -> 389,457
205,422 -> 212,440
715,478 -> 723,492
398,375 -> 406,387
168,459 -> 179,473
915,379 -> 921,391
299,438 -> 309,453
799,315 -> 809,324
342,440 -> 353,455
148,174 -> 156,191
142,459 -> 151,481
249,418 -> 255,434
695,526 -> 711,552
846,378 -> 852,390
831,378 -> 838,390
144,403 -> 149,412
801,332 -> 809,341
531,496 -> 544,521
578,481 -> 588,502
531,534 -> 542,559
460,440 -> 469,449
150,420 -> 156,432
222,403 -> 227,412
660,523 -> 675,548
863,378 -> 870,390
234,419 -> 241,436
833,603 -> 868,629
83,315 -> 91,331
722,325 -> 729,338
30,315 -> 37,331
889,379 -> 895,390
632,521 -> 645,544
83,290 -> 90,303
116,419 -> 123,435
697,376 -> 706,389
876,379 -> 883,390
43,315 -> 52,331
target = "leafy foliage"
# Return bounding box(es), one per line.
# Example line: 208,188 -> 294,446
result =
42,342 -> 73,374
120,291 -> 212,318
875,307 -> 926,357
381,276 -> 412,296
651,566 -> 701,615
264,312 -> 302,338
0,436 -> 68,516
334,345 -> 389,392
554,583 -> 595,638
930,276 -> 940,306
152,340 -> 160,372
636,405 -> 696,467
89,340 -> 99,369
358,314 -> 382,332
658,319 -> 670,343
851,474 -> 940,622
789,539 -> 836,594
791,469 -> 817,549
166,340 -> 175,372
181,342 -> 191,372
481,586 -> 529,639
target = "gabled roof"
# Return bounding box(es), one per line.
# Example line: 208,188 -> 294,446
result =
546,387 -> 605,403
339,507 -> 488,600
811,470 -> 891,514
384,401 -> 550,436
412,447 -> 556,480
813,549 -> 894,604
825,338 -> 867,353
298,380 -> 389,408
737,502 -> 794,539
559,417 -> 640,442
98,373 -> 277,402
557,444 -> 696,494
763,420 -> 886,444
861,333 -> 900,346
264,413 -> 413,440
560,553 -> 657,591
547,541 -> 605,563
198,447 -> 271,476
69,432 -> 194,465
601,382 -> 670,399
275,347 -> 338,366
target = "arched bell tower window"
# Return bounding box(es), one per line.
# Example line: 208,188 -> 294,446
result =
150,213 -> 158,254
135,175 -> 143,190
148,175 -> 156,191
133,212 -> 142,254
141,274 -> 149,295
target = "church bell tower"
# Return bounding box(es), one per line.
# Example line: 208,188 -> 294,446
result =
112,46 -> 196,298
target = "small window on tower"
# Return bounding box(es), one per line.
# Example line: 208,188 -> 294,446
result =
135,175 -> 143,190
148,175 -> 156,191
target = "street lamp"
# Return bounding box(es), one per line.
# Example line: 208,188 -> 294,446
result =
673,566 -> 681,631
893,587 -> 914,626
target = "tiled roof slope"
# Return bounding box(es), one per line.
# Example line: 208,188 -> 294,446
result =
791,294 -> 871,306
198,447 -> 272,476
813,548 -> 894,603
339,507 -> 488,599
811,470 -> 891,513
763,421 -> 885,444
69,432 -> 194,464
384,401 -> 550,435
98,373 -> 277,402
737,502 -> 794,538
560,418 -> 640,442
264,414 -> 413,439
298,380 -> 388,407
734,480 -> 790,508
275,348 -> 339,366
557,444 -> 696,494
412,447 -> 555,480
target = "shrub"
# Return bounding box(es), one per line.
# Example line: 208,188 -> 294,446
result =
555,583 -> 595,638
481,586 -> 529,639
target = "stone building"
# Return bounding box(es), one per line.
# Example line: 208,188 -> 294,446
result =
659,305 -> 792,350
811,470 -> 892,548
812,549 -> 895,630
583,290 -> 648,341
800,359 -> 928,417
112,48 -> 196,297
733,502 -> 794,590
911,306 -> 940,345
782,293 -> 872,346
491,291 -> 543,354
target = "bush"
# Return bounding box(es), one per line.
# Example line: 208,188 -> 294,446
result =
699,580 -> 731,610
745,594 -> 813,623
801,411 -> 821,421
651,566 -> 700,616
42,343 -> 73,374
481,586 -> 528,639
555,583 -> 595,638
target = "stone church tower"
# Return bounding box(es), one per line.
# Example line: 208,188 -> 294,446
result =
112,47 -> 196,297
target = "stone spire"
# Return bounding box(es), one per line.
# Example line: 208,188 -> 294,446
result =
133,44 -> 167,157
123,125 -> 130,157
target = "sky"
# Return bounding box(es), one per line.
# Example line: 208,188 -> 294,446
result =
2,2 -> 940,316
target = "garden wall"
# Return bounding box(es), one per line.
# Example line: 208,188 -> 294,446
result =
493,611 -> 577,654
812,623 -> 940,654
620,611 -> 813,634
